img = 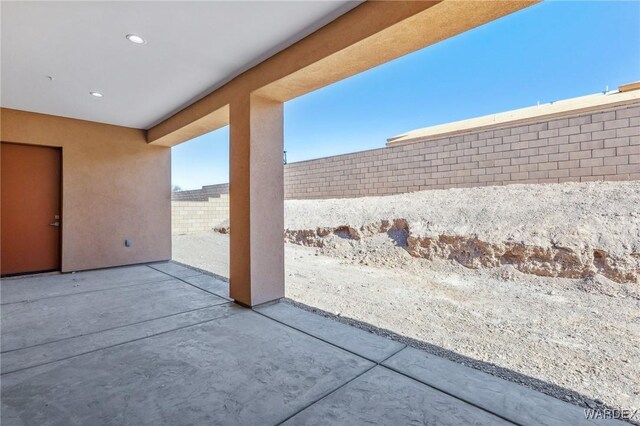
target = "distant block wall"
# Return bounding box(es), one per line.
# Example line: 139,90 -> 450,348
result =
284,103 -> 640,199
171,195 -> 229,235
172,183 -> 229,201
171,102 -> 640,202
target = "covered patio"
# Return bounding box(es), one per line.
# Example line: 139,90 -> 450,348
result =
0,263 -> 606,425
0,1 -> 625,424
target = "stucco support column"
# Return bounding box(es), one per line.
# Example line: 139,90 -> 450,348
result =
229,94 -> 284,306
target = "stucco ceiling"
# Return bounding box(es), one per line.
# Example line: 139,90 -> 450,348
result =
1,1 -> 360,129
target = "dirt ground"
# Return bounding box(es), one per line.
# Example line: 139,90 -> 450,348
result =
173,231 -> 638,413
173,181 -> 640,414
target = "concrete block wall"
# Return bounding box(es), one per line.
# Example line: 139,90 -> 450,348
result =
171,195 -> 229,235
170,102 -> 640,202
172,183 -> 229,201
284,102 -> 640,199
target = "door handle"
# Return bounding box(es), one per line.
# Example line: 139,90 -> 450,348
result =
49,222 -> 60,227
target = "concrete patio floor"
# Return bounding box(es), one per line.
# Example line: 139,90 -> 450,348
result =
0,262 -> 620,425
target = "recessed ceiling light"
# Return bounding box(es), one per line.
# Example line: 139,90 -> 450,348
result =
90,91 -> 104,98
126,34 -> 146,44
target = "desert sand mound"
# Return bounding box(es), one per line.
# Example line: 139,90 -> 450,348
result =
282,181 -> 640,283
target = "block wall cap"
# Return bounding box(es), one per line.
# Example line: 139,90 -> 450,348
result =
388,86 -> 640,147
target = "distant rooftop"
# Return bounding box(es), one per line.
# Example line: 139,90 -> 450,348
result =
387,81 -> 640,146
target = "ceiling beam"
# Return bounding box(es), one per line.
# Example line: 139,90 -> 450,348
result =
147,0 -> 537,147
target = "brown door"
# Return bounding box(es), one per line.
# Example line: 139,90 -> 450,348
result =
1,142 -> 61,276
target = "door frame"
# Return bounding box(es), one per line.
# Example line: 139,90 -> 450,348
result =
1,141 -> 63,276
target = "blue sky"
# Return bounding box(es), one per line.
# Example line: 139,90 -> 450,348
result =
172,1 -> 640,190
